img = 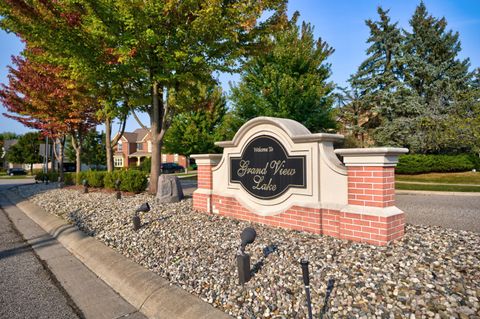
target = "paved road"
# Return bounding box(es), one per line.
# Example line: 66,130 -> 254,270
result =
0,179 -> 81,319
396,192 -> 480,232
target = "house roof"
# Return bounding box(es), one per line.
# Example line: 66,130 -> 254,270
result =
121,132 -> 137,143
133,128 -> 150,142
117,128 -> 151,144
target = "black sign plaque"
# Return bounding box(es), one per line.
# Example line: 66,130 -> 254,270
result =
230,135 -> 306,199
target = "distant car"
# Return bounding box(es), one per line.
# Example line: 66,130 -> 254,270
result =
7,168 -> 27,176
161,162 -> 184,174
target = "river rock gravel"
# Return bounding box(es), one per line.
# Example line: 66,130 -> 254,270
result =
14,184 -> 480,318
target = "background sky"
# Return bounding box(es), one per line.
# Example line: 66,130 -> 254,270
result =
1,0 -> 479,135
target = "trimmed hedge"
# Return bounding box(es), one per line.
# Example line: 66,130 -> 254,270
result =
75,170 -> 147,193
396,154 -> 477,174
64,173 -> 76,185
34,169 -> 147,193
35,171 -> 59,182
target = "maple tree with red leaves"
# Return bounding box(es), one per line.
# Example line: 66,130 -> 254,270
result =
0,49 -> 100,178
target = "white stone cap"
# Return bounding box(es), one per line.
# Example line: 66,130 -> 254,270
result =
215,116 -> 344,148
190,154 -> 223,165
335,147 -> 409,166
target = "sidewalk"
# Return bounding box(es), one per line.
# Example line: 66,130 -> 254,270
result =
1,188 -> 230,319
0,191 -> 146,319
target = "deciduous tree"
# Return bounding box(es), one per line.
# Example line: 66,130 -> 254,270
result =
6,132 -> 42,173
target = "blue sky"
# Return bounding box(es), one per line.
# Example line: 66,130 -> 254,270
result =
1,0 -> 479,134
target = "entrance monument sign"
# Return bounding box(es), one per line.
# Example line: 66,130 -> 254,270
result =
230,135 -> 306,200
192,117 -> 408,246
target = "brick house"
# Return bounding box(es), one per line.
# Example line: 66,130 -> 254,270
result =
112,128 -> 188,168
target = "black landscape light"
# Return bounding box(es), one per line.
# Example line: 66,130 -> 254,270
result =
132,202 -> 150,231
300,259 -> 313,319
237,227 -> 256,285
115,179 -> 121,199
82,179 -> 88,193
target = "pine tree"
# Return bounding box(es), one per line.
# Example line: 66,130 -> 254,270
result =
377,2 -> 474,153
349,7 -> 404,121
349,3 -> 476,154
230,12 -> 336,133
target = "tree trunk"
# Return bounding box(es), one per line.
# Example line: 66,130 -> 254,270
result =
71,134 -> 82,181
149,81 -> 162,194
53,136 -> 66,181
58,138 -> 65,181
105,117 -> 114,172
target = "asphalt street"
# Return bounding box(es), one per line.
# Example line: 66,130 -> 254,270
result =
396,192 -> 480,232
0,179 -> 82,319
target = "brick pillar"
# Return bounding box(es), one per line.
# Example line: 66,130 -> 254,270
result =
190,154 -> 222,213
335,148 -> 408,246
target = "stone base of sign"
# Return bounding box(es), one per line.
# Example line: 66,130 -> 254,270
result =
192,117 -> 408,246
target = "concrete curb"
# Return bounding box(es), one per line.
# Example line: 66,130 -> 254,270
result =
6,190 -> 231,319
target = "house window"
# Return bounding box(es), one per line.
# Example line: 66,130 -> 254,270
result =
137,143 -> 143,151
147,141 -> 152,152
114,157 -> 123,167
117,141 -> 123,151
162,154 -> 167,162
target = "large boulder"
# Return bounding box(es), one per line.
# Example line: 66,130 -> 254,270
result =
156,174 -> 184,203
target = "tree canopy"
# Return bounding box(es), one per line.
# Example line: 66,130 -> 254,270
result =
343,3 -> 477,154
230,12 -> 336,133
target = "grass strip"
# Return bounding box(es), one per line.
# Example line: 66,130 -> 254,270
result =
396,172 -> 480,184
396,182 -> 480,192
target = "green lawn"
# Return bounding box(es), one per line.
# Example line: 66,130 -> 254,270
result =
396,171 -> 480,192
0,175 -> 34,179
396,182 -> 480,192
396,171 -> 480,184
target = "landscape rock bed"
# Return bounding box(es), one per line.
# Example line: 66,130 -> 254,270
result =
16,184 -> 480,318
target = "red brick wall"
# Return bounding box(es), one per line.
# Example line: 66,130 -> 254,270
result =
193,163 -> 404,246
347,166 -> 395,208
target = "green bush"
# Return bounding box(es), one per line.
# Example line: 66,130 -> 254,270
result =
31,168 -> 43,176
85,171 -> 106,188
75,171 -> 87,185
63,173 -> 75,185
35,171 -> 59,182
119,170 -> 148,193
104,170 -> 124,190
139,157 -> 151,172
397,154 -> 476,174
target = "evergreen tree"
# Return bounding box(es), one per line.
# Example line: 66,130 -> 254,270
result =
230,12 -> 336,133
377,2 -> 474,153
349,7 -> 404,121
349,3 -> 476,154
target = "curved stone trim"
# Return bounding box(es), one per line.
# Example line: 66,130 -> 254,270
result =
320,143 -> 347,176
215,117 -> 343,148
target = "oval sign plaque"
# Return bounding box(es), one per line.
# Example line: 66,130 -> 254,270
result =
230,135 -> 306,199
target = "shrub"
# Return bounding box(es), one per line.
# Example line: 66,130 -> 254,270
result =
35,171 -> 59,182
85,171 -> 106,188
120,170 -> 148,193
63,173 -> 75,185
104,170 -> 124,190
139,157 -> 151,172
31,168 -> 43,176
75,171 -> 87,185
396,154 -> 476,174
